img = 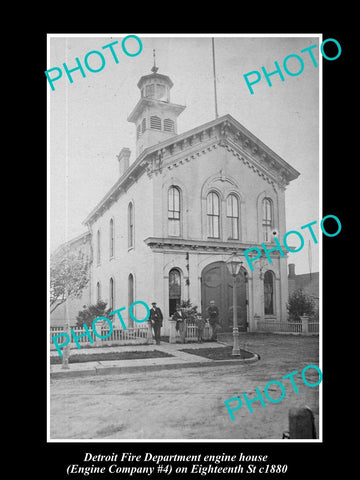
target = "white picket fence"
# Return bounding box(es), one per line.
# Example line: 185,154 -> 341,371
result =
50,325 -> 150,350
184,323 -> 211,341
256,318 -> 319,334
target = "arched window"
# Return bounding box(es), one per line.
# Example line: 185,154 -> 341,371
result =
262,198 -> 273,242
207,191 -> 220,238
164,118 -> 175,132
264,271 -> 274,315
128,273 -> 134,328
227,194 -> 239,240
169,268 -> 181,316
168,186 -> 181,236
109,218 -> 114,259
96,229 -> 101,265
96,281 -> 101,303
150,115 -> 161,130
109,277 -> 114,312
128,202 -> 134,248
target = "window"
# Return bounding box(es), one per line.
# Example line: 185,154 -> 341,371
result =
150,115 -> 161,130
227,194 -> 239,240
145,84 -> 155,97
96,281 -> 101,303
164,118 -> 175,132
109,277 -> 114,312
156,83 -> 166,100
262,198 -> 273,242
168,186 -> 181,236
136,124 -> 141,139
264,271 -> 274,315
109,218 -> 114,259
141,117 -> 146,134
128,202 -> 134,248
207,191 -> 220,238
169,268 -> 181,316
96,229 -> 101,265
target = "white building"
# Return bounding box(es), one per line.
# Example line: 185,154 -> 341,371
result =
81,62 -> 300,335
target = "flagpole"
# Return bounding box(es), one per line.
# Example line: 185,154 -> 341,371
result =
211,38 -> 219,119
308,240 -> 312,283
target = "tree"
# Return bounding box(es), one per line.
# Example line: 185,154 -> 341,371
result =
50,247 -> 90,314
76,301 -> 111,327
287,289 -> 315,322
180,299 -> 199,323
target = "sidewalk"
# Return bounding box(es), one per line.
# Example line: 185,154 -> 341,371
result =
50,338 -> 259,379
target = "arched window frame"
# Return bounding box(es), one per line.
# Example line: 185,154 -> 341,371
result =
168,268 -> 182,316
226,193 -> 240,240
96,281 -> 101,303
168,186 -> 181,237
262,197 -> 274,243
264,270 -> 275,316
206,191 -> 220,239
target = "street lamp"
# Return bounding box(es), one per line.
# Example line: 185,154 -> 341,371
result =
226,253 -> 243,356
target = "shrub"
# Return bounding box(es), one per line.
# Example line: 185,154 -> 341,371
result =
76,300 -> 111,327
287,289 -> 315,322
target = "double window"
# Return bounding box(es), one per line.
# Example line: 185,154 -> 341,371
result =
206,192 -> 240,240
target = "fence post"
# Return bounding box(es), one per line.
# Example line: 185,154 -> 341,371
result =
300,315 -> 310,335
169,319 -> 177,344
288,406 -> 316,439
253,314 -> 260,332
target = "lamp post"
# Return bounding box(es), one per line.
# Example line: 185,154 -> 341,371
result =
226,253 -> 243,356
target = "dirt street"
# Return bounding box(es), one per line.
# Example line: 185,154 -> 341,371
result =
50,333 -> 320,440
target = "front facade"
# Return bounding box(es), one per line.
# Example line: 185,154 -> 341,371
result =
83,65 -> 300,335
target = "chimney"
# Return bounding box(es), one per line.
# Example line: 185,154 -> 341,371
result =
288,263 -> 296,278
288,263 -> 296,298
117,148 -> 131,177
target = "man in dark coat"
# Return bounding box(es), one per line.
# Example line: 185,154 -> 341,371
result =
149,302 -> 163,345
206,300 -> 220,341
172,305 -> 187,343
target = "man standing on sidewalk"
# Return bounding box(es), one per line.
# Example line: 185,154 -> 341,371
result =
173,305 -> 187,343
206,300 -> 220,341
149,302 -> 163,345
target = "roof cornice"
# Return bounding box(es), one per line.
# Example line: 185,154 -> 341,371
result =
83,114 -> 300,226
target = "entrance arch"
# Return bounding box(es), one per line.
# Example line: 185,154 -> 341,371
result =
201,261 -> 247,332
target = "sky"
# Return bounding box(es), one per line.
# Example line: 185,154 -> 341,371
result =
48,34 -> 321,275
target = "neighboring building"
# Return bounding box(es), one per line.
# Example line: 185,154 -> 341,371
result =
50,232 -> 92,327
76,63 -> 300,335
288,263 -> 319,308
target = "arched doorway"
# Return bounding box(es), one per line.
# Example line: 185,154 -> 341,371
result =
201,261 -> 247,332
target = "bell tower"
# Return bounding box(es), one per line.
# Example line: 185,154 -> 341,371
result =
127,50 -> 186,157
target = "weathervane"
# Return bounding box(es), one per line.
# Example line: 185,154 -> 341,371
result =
151,49 -> 159,73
